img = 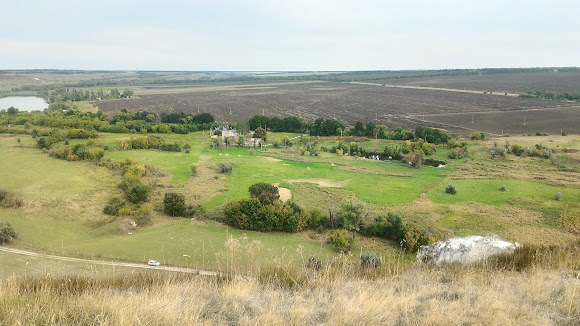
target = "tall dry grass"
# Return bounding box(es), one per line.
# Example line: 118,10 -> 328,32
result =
1,244 -> 580,325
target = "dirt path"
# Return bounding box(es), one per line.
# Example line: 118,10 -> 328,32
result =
350,81 -> 520,97
0,247 -> 219,276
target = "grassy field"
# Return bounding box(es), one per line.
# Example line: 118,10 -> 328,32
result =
1,132 -> 580,275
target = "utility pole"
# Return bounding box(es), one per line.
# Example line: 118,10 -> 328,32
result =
523,117 -> 526,125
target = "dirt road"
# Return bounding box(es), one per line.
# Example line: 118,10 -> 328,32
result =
0,246 -> 219,276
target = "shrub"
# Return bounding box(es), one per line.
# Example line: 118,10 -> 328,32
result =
134,203 -> 154,226
219,163 -> 233,174
0,190 -> 23,208
470,132 -> 486,140
445,184 -> 457,195
127,185 -> 150,204
448,147 -> 467,159
103,197 -> 129,216
163,192 -> 186,216
0,221 -> 17,244
366,212 -> 404,240
329,229 -> 352,252
562,130 -> 567,136
190,163 -> 198,176
499,186 -> 507,192
305,255 -> 321,270
360,251 -> 382,268
402,224 -> 443,252
554,192 -> 562,201
510,144 -> 525,156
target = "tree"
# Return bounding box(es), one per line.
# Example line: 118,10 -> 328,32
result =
249,182 -> 280,205
163,192 -> 186,216
6,106 -> 18,115
253,127 -> 267,141
237,135 -> 246,147
338,201 -> 366,240
193,113 -> 215,124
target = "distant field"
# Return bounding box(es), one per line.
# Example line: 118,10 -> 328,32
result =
418,106 -> 580,135
378,71 -> 580,94
95,82 -> 571,133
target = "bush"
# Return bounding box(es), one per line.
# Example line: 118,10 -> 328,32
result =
510,144 -> 525,156
448,147 -> 467,159
305,255 -> 321,270
103,197 -> 129,216
0,190 -> 23,208
163,192 -> 186,216
554,192 -> 562,201
190,163 -> 198,176
470,132 -> 486,140
0,221 -> 17,244
219,163 -> 233,174
366,212 -> 404,240
127,185 -> 150,204
445,184 -> 457,195
329,229 -> 352,252
249,182 -> 280,205
134,203 -> 154,226
499,185 -> 507,192
360,251 -> 382,268
402,224 -> 443,252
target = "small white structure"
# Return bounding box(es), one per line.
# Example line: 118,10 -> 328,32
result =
222,128 -> 239,141
417,235 -> 522,265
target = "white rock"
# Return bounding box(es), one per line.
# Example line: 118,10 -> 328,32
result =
417,235 -> 522,265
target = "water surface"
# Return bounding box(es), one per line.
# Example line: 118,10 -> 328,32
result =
0,96 -> 48,112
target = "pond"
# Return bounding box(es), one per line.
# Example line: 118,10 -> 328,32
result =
0,96 -> 48,112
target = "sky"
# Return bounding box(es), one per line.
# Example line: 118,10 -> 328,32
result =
1,0 -> 579,71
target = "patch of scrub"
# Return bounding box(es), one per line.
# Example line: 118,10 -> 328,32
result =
286,178 -> 350,188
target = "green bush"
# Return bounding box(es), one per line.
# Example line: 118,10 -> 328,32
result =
0,221 -> 17,244
510,144 -> 525,156
223,198 -> 307,232
103,197 -> 129,216
554,192 -> 562,201
249,182 -> 280,205
445,184 -> 457,195
163,193 -> 186,217
366,212 -> 404,240
402,224 -> 443,252
329,229 -> 352,252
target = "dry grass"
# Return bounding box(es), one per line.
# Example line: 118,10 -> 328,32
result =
1,259 -> 579,325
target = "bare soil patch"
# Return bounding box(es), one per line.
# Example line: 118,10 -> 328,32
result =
286,178 -> 349,188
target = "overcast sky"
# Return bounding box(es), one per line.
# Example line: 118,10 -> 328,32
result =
1,0 -> 579,71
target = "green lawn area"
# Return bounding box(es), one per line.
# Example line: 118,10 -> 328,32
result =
428,179 -> 580,206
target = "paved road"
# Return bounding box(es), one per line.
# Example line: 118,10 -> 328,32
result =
0,246 -> 219,276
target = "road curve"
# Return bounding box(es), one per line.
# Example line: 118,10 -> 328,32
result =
0,246 -> 219,276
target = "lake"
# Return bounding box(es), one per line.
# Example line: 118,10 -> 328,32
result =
0,96 -> 48,112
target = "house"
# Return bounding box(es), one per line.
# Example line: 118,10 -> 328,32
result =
222,128 -> 239,141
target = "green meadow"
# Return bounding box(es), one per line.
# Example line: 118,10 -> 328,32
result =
1,132 -> 579,273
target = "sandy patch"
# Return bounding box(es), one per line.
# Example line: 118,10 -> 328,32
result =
273,183 -> 292,202
306,167 -> 311,170
264,156 -> 281,162
278,187 -> 292,202
286,178 -> 349,188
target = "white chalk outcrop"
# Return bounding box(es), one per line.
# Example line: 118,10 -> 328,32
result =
417,235 -> 522,265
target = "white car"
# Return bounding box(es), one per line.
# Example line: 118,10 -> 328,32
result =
147,260 -> 160,266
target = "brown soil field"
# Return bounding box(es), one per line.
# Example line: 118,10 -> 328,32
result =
95,82 -> 572,131
377,71 -> 580,94
420,106 -> 580,135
